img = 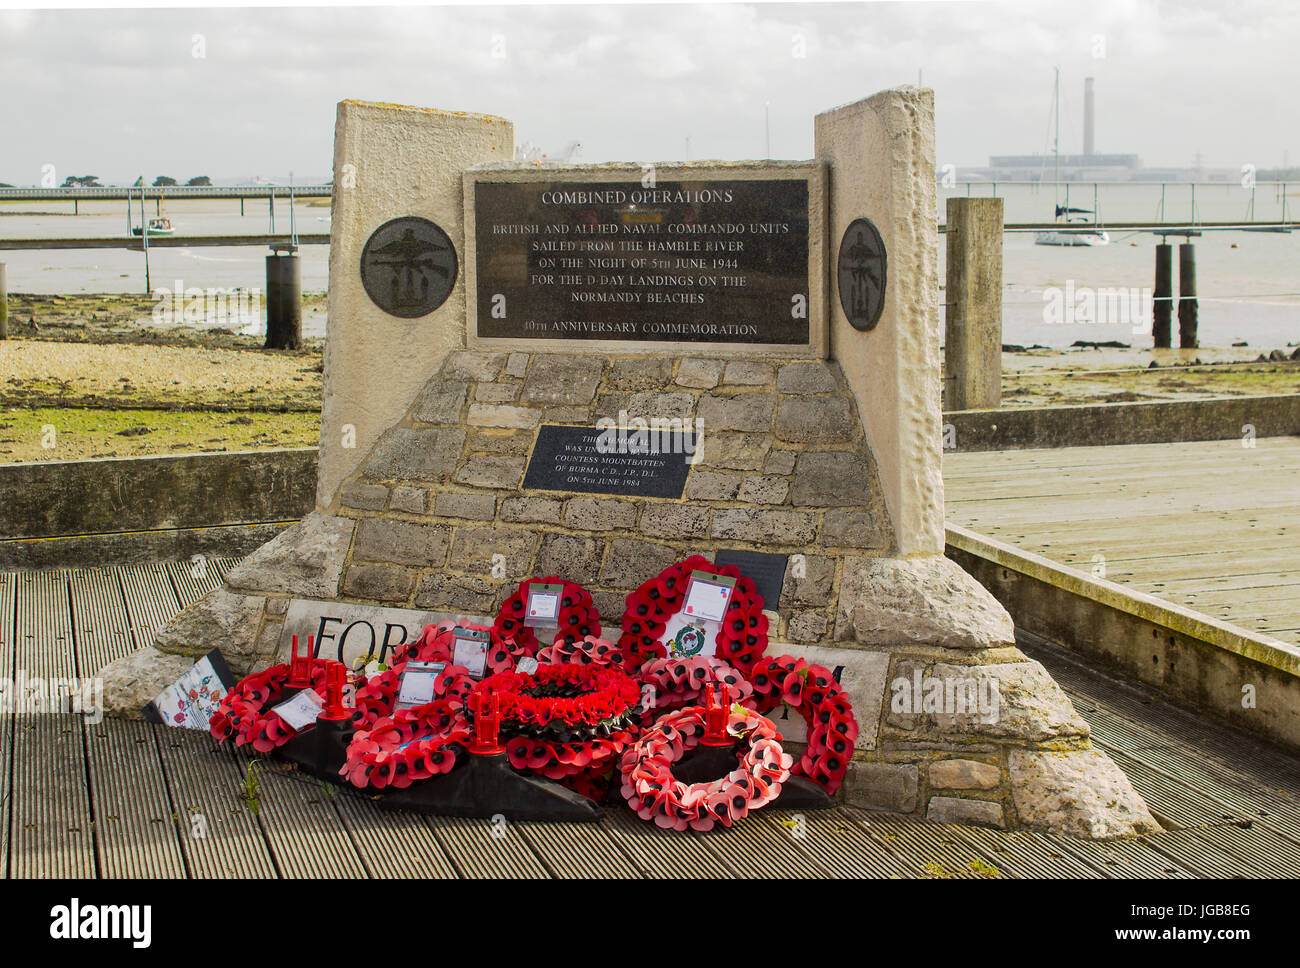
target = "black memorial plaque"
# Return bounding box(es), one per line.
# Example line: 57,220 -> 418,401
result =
523,425 -> 695,498
360,216 -> 458,318
712,549 -> 789,609
837,217 -> 887,331
474,178 -> 810,344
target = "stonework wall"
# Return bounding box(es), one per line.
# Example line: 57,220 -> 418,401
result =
324,349 -> 893,649
319,101 -> 514,508
816,87 -> 945,556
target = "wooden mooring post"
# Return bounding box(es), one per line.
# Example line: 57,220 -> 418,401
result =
265,247 -> 302,350
1178,242 -> 1199,348
944,196 -> 1003,410
0,262 -> 8,340
1153,242 -> 1173,348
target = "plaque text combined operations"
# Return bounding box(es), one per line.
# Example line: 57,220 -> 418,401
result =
475,179 -> 810,344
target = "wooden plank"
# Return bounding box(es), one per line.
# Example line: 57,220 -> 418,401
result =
755,808 -> 916,878
0,572 -> 12,879
944,438 -> 1298,648
84,718 -> 188,878
946,473 -> 1299,511
213,557 -> 243,582
1104,751 -> 1250,829
1050,833 -> 1197,879
0,710 -> 8,879
958,825 -> 1108,878
331,794 -> 459,879
1142,827 -> 1277,879
70,568 -> 135,677
166,558 -> 224,608
10,715 -> 96,878
14,570 -> 75,681
1095,548 -> 1298,584
945,437 -> 1300,476
234,756 -> 368,879
68,568 -> 130,642
955,510 -> 1293,549
1191,824 -> 1300,879
694,810 -> 836,878
845,811 -> 1006,879
515,817 -> 643,878
1104,748 -> 1300,844
155,728 -> 279,879
118,562 -> 183,647
0,572 -> 15,676
1133,571 -> 1298,597
1061,681 -> 1300,797
601,806 -> 737,878
425,814 -> 551,879
1156,583 -> 1300,611
946,450 -> 1300,491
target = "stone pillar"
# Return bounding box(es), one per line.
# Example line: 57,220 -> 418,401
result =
815,88 -> 943,556
318,101 -> 514,509
944,197 -> 1003,411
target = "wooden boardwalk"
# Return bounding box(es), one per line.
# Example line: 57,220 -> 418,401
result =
2,559 -> 1300,878
944,436 -> 1300,645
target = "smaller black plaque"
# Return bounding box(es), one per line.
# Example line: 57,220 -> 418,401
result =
837,217 -> 887,331
523,425 -> 695,498
712,549 -> 789,609
360,215 -> 458,318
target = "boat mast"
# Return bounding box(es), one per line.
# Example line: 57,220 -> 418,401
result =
1053,66 -> 1060,211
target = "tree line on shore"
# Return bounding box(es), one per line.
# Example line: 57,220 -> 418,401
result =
50,175 -> 213,188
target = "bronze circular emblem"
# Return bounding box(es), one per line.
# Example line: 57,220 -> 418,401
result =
360,216 -> 458,318
837,217 -> 887,331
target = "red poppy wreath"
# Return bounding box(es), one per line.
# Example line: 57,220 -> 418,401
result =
617,555 -> 769,676
340,700 -> 471,790
749,654 -> 859,795
494,577 -> 601,653
471,662 -> 642,781
210,660 -> 335,753
351,620 -> 478,730
619,704 -> 792,832
634,655 -> 754,724
536,634 -> 626,669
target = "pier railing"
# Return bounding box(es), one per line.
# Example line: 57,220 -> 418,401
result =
941,179 -> 1294,232
0,185 -> 332,201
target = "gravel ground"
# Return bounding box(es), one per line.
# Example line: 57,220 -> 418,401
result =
0,293 -> 1295,463
0,339 -> 322,410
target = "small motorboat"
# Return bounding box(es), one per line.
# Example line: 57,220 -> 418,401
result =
132,216 -> 174,237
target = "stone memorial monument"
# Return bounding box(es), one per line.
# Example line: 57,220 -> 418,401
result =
101,91 -> 1159,838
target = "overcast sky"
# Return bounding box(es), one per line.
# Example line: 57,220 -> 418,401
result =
0,0 -> 1296,185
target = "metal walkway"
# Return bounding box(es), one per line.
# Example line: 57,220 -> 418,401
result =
2,560 -> 1299,879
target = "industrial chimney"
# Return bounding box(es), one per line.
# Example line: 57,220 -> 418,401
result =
1084,76 -> 1095,157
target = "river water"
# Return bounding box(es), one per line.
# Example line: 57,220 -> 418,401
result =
2,184 -> 1296,349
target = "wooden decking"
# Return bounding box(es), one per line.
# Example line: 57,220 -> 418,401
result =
944,436 -> 1300,645
2,559 -> 1300,878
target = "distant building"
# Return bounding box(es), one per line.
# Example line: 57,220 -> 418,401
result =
977,154 -> 1142,182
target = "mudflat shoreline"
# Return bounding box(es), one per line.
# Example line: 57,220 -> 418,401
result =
0,292 -> 1296,463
